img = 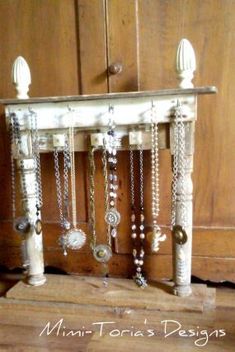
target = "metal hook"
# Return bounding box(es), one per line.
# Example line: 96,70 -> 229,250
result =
28,106 -> 36,115
108,104 -> 114,114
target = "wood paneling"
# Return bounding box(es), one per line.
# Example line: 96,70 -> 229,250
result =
0,0 -> 80,98
77,0 -> 108,94
0,0 -> 234,282
106,0 -> 139,92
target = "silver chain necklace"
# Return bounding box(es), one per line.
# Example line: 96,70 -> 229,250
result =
149,107 -> 166,252
53,139 -> 71,255
10,112 -> 31,234
130,146 -> 147,288
171,101 -> 188,245
29,109 -> 43,235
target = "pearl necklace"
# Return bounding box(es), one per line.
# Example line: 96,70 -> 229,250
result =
130,146 -> 147,288
149,106 -> 166,251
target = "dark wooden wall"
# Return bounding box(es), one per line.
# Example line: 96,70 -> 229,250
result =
0,0 -> 234,282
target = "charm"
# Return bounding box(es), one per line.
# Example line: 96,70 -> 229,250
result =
105,208 -> 121,227
58,235 -> 68,256
133,273 -> 147,288
14,216 -> 31,234
35,219 -> 42,235
64,228 -> 86,250
147,227 -> 166,253
173,225 -> 188,245
93,244 -> 112,263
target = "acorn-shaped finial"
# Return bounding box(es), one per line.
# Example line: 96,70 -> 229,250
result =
12,56 -> 31,99
176,39 -> 196,88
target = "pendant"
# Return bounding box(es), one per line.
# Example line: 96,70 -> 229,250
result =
133,273 -> 147,288
63,228 -> 86,250
105,208 -> 121,227
173,225 -> 188,245
147,226 -> 166,253
35,219 -> 42,235
14,216 -> 31,234
93,244 -> 112,263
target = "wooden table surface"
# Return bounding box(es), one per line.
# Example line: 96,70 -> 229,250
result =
0,273 -> 234,351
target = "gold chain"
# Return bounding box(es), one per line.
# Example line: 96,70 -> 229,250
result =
89,147 -> 96,249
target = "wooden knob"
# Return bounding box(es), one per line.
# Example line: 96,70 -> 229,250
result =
108,62 -> 123,75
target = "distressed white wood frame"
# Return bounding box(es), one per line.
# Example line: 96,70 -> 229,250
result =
0,39 -> 217,296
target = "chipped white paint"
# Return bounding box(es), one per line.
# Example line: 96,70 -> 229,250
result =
12,59 -> 46,286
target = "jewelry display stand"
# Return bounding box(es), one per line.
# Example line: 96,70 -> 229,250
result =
0,39 -> 217,297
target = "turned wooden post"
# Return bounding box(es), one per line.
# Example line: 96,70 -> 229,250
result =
12,57 -> 46,286
172,39 -> 196,296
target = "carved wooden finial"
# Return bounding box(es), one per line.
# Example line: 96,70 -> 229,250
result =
176,39 -> 196,88
12,56 -> 31,99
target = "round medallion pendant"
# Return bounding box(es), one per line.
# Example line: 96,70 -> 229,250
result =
35,219 -> 42,235
14,216 -> 31,234
64,228 -> 86,250
173,225 -> 188,245
105,208 -> 120,227
93,244 -> 112,263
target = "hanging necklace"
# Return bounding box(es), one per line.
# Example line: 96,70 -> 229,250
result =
171,101 -> 188,245
53,137 -> 71,255
104,106 -> 120,241
89,145 -> 112,266
10,112 -> 31,234
29,109 -> 43,235
64,120 -> 87,251
148,106 -> 166,252
130,145 -> 147,288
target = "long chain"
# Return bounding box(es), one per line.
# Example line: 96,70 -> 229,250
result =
171,101 -> 187,229
151,120 -> 160,223
69,123 -> 77,228
102,146 -> 111,246
54,140 -> 70,232
54,148 -> 64,229
130,148 -> 135,207
89,147 -> 96,249
63,140 -> 70,221
9,114 -> 16,220
30,111 -> 43,210
11,113 -> 28,212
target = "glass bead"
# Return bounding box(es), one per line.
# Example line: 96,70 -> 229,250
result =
131,233 -> 137,239
131,224 -> 136,230
111,228 -> 117,238
140,249 -> 145,257
136,267 -> 142,272
133,249 -> 137,256
134,259 -> 139,265
140,214 -> 145,222
140,233 -> 145,239
131,214 -> 136,222
139,225 -> 144,231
